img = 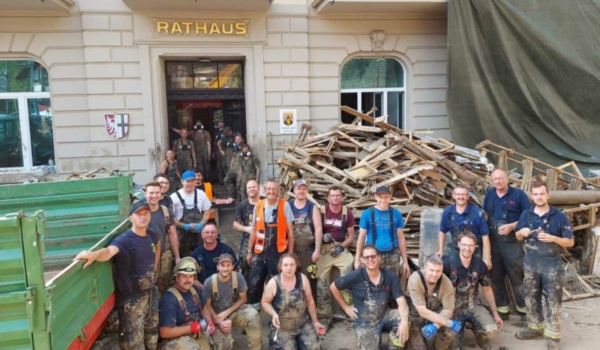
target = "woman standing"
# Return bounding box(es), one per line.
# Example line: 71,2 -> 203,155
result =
262,253 -> 326,350
160,149 -> 181,195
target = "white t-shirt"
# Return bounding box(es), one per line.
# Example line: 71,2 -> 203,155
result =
170,189 -> 212,220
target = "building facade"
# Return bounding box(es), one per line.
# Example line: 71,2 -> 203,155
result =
0,0 -> 448,183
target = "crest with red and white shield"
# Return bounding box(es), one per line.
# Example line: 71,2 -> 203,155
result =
104,113 -> 129,139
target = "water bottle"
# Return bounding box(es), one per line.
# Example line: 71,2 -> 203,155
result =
48,159 -> 56,173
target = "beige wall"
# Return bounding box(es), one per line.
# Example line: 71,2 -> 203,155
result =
0,0 -> 448,183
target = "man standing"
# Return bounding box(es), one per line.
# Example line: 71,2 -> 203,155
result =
437,186 -> 491,269
442,232 -> 503,350
171,170 -> 213,258
172,128 -> 196,174
245,179 -> 295,307
289,179 -> 323,297
316,186 -> 355,327
355,186 -> 410,279
158,257 -> 216,350
238,144 -> 261,200
224,134 -> 244,200
145,181 -> 181,295
483,169 -> 530,320
515,181 -> 573,350
192,121 -> 211,178
233,179 -> 260,279
214,122 -> 227,184
203,254 -> 262,350
190,224 -> 239,287
405,254 -> 458,350
75,202 -> 161,349
331,245 -> 410,350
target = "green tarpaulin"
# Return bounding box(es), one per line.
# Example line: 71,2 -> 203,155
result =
447,0 -> 600,174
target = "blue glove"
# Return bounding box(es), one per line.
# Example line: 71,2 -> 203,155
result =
183,223 -> 193,231
194,222 -> 205,232
421,323 -> 439,339
448,320 -> 462,334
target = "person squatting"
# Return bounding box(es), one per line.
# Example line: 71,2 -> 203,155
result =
74,174 -> 572,350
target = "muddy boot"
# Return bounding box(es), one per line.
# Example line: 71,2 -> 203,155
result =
546,339 -> 560,350
499,312 -> 510,321
474,334 -> 491,350
515,328 -> 544,340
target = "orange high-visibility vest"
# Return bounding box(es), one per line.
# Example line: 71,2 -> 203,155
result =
204,182 -> 215,220
254,199 -> 288,254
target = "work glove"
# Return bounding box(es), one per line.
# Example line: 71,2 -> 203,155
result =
194,222 -> 205,233
183,223 -> 193,231
448,320 -> 463,334
330,245 -> 344,257
190,321 -> 202,334
421,323 -> 439,339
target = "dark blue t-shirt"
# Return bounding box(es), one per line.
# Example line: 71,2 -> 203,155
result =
159,285 -> 206,327
334,267 -> 403,323
439,204 -> 489,238
483,186 -> 530,223
190,242 -> 239,283
159,195 -> 174,212
110,228 -> 160,296
359,207 -> 405,252
515,205 -> 574,240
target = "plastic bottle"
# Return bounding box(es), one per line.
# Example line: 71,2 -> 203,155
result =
48,159 -> 56,173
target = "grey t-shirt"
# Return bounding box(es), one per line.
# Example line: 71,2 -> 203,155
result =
251,200 -> 294,226
203,272 -> 247,314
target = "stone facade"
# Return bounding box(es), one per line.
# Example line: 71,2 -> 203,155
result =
0,0 -> 449,183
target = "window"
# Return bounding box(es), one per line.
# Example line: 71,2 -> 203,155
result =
166,61 -> 243,90
0,60 -> 54,170
340,58 -> 405,128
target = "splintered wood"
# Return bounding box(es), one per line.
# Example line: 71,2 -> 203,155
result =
277,106 -> 492,208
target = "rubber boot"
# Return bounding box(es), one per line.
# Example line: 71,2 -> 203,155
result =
515,328 -> 544,340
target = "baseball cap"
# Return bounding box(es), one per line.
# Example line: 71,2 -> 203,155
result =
293,179 -> 308,189
218,253 -> 235,264
129,201 -> 150,215
182,170 -> 195,181
375,186 -> 391,195
173,257 -> 200,276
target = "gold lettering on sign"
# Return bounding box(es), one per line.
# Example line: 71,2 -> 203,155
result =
155,20 -> 248,36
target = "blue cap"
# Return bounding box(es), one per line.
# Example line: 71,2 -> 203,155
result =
182,170 -> 195,181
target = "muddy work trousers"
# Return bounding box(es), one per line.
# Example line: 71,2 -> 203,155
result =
269,318 -> 320,350
353,309 -> 406,350
316,244 -> 354,323
178,229 -> 202,259
157,250 -> 173,295
523,250 -> 563,341
159,334 -> 211,350
247,248 -> 283,304
379,250 -> 400,275
224,171 -> 239,199
443,306 -> 499,350
490,240 -> 526,315
294,224 -> 316,298
117,287 -> 158,350
212,304 -> 263,350
407,315 -> 455,350
238,232 -> 251,281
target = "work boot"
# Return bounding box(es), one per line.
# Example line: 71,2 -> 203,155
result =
515,328 -> 544,340
546,339 -> 560,350
499,312 -> 510,321
474,334 -> 491,350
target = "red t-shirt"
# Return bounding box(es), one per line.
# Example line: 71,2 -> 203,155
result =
323,204 -> 356,242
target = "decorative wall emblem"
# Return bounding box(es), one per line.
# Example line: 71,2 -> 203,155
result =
370,30 -> 386,51
105,113 -> 129,139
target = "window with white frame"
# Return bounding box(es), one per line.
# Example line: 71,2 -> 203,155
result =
340,58 -> 405,128
0,60 -> 54,171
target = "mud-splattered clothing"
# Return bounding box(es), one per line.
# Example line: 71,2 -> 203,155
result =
439,204 -> 488,254
174,138 -> 195,174
405,271 -> 455,350
203,273 -> 261,350
353,309 -> 405,350
170,189 -> 212,258
159,286 -> 208,350
110,228 -> 160,297
289,200 -> 316,293
165,160 -> 180,195
190,242 -> 239,283
239,156 -> 260,199
117,287 -> 159,350
441,253 -> 497,349
157,250 -> 174,295
193,129 -> 211,175
159,335 -> 211,350
515,205 -> 573,342
483,186 -> 529,316
224,150 -> 242,199
269,273 -> 319,350
235,199 -> 257,279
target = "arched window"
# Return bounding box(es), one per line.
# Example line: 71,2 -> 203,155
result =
340,58 -> 405,128
0,60 -> 54,170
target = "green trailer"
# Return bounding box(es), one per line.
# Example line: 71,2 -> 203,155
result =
0,176 -> 132,350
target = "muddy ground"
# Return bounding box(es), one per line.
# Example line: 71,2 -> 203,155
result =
93,204 -> 600,350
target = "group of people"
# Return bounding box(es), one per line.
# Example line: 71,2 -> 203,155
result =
74,167 -> 574,350
161,120 -> 260,201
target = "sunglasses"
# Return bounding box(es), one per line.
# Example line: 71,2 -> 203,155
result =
362,254 -> 378,260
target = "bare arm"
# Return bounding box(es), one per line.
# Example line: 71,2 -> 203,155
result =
215,291 -> 248,323
160,324 -> 192,339
206,134 -> 212,157
540,234 -> 574,248
168,225 -> 180,261
286,221 -> 295,253
341,225 -> 354,249
202,302 -> 215,321
171,127 -> 181,135
396,296 -> 410,343
218,139 -> 225,154
482,235 -> 492,269
414,304 -> 453,328
255,161 -> 260,182
261,279 -> 278,317
437,231 -> 446,256
312,205 -> 323,255
160,160 -> 168,174
201,209 -> 211,225
330,282 -> 357,319
233,220 -> 252,234
354,228 -> 367,269
397,228 -> 409,265
75,246 -> 119,268
246,226 -> 256,264
482,285 -> 499,316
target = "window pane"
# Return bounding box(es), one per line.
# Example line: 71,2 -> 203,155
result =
218,63 -> 243,88
193,63 -> 219,88
0,60 -> 49,93
341,58 -> 404,89
166,62 -> 194,89
0,99 -> 23,168
387,91 -> 403,128
341,93 -> 358,124
28,98 -> 54,167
